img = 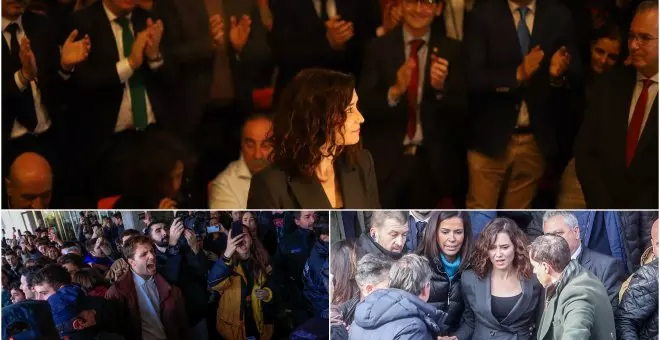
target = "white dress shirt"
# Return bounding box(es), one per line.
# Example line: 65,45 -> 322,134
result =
312,0 -> 337,19
2,16 -> 52,138
387,28 -> 431,146
209,155 -> 252,209
628,72 -> 658,138
102,3 -> 161,132
132,271 -> 167,340
571,244 -> 582,260
508,0 -> 536,128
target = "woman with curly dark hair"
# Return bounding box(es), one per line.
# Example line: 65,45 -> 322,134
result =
453,218 -> 542,340
247,69 -> 380,209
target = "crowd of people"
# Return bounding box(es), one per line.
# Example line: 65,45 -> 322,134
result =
1,210 -> 330,340
330,210 -> 659,339
2,0 -> 657,210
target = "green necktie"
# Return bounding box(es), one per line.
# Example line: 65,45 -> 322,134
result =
115,16 -> 148,130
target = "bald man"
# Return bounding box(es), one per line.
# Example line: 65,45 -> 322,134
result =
4,152 -> 53,209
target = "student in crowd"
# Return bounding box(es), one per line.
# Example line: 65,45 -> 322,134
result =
455,218 -> 542,340
416,211 -> 473,335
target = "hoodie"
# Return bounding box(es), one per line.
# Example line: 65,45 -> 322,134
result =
349,288 -> 446,340
303,240 -> 330,318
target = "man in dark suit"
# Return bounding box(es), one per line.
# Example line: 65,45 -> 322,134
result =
575,1 -> 658,209
359,0 -> 467,209
271,0 -> 381,101
464,0 -> 582,209
543,211 -> 626,309
69,0 -> 170,147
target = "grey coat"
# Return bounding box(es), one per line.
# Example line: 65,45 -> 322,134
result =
454,269 -> 543,340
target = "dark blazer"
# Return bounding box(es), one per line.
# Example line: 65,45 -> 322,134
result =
358,25 -> 467,196
247,149 -> 380,209
577,247 -> 626,309
1,11 -> 63,139
464,0 -> 582,159
575,66 -> 658,209
454,269 -> 543,340
271,0 -> 380,100
153,0 -> 267,136
69,2 -> 174,145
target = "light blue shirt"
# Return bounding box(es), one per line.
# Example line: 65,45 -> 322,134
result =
132,271 -> 166,340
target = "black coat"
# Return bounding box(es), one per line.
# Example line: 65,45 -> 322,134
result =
247,149 -> 380,209
619,211 -> 659,274
577,247 -> 626,310
575,67 -> 658,208
427,257 -> 463,335
616,259 -> 659,340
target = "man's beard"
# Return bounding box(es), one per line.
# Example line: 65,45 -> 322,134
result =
155,237 -> 169,248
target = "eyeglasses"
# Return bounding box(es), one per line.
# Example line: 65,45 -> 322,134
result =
628,32 -> 658,46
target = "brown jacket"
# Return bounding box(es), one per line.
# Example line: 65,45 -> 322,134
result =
105,272 -> 188,340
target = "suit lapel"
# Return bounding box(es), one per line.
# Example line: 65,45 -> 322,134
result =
288,176 -> 332,209
93,2 -> 122,63
496,0 -> 522,63
390,27 -> 406,78
500,278 -> 532,325
478,272 -> 500,326
529,0 -> 548,51
538,293 -> 557,340
579,248 -> 593,269
338,159 -> 365,209
614,68 -> 639,166
631,92 -> 658,165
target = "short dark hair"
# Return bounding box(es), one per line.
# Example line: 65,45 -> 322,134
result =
122,235 -> 154,260
4,250 -> 17,258
112,212 -> 123,220
57,254 -> 85,269
9,280 -> 22,293
528,234 -> 572,273
21,265 -> 43,289
32,264 -> 71,288
119,229 -> 141,244
72,268 -> 106,291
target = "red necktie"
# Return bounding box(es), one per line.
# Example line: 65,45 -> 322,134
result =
626,79 -> 653,167
407,39 -> 424,140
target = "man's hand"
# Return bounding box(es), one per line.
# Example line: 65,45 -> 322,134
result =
549,46 -> 571,78
229,15 -> 251,53
128,30 -> 150,70
183,229 -> 200,254
61,29 -> 91,71
19,37 -> 37,81
390,58 -> 416,101
255,288 -> 271,301
326,16 -> 354,50
145,18 -> 164,60
210,14 -> 225,48
169,217 -> 185,247
516,45 -> 544,82
430,54 -> 449,90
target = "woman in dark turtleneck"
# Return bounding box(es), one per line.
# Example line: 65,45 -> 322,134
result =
417,211 -> 473,335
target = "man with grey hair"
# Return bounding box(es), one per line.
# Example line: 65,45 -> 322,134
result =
355,253 -> 392,299
543,211 -> 625,308
530,234 -> 616,340
356,211 -> 408,261
349,254 -> 446,340
575,0 -> 659,209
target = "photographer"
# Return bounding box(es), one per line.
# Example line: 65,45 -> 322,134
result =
146,218 -> 209,339
208,224 -> 275,340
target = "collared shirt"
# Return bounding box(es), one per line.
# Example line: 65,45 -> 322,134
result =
387,27 -> 431,146
443,0 -> 466,41
628,72 -> 658,138
571,244 -> 582,261
102,3 -> 161,133
2,16 -> 52,138
131,271 -> 166,340
508,0 -> 536,128
409,211 -> 432,224
312,0 -> 337,19
209,155 -> 252,209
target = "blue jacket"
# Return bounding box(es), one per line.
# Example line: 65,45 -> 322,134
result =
303,240 -> 329,318
349,289 -> 446,340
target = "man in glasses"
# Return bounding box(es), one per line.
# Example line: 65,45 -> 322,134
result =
575,1 -> 658,209
360,0 -> 467,209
